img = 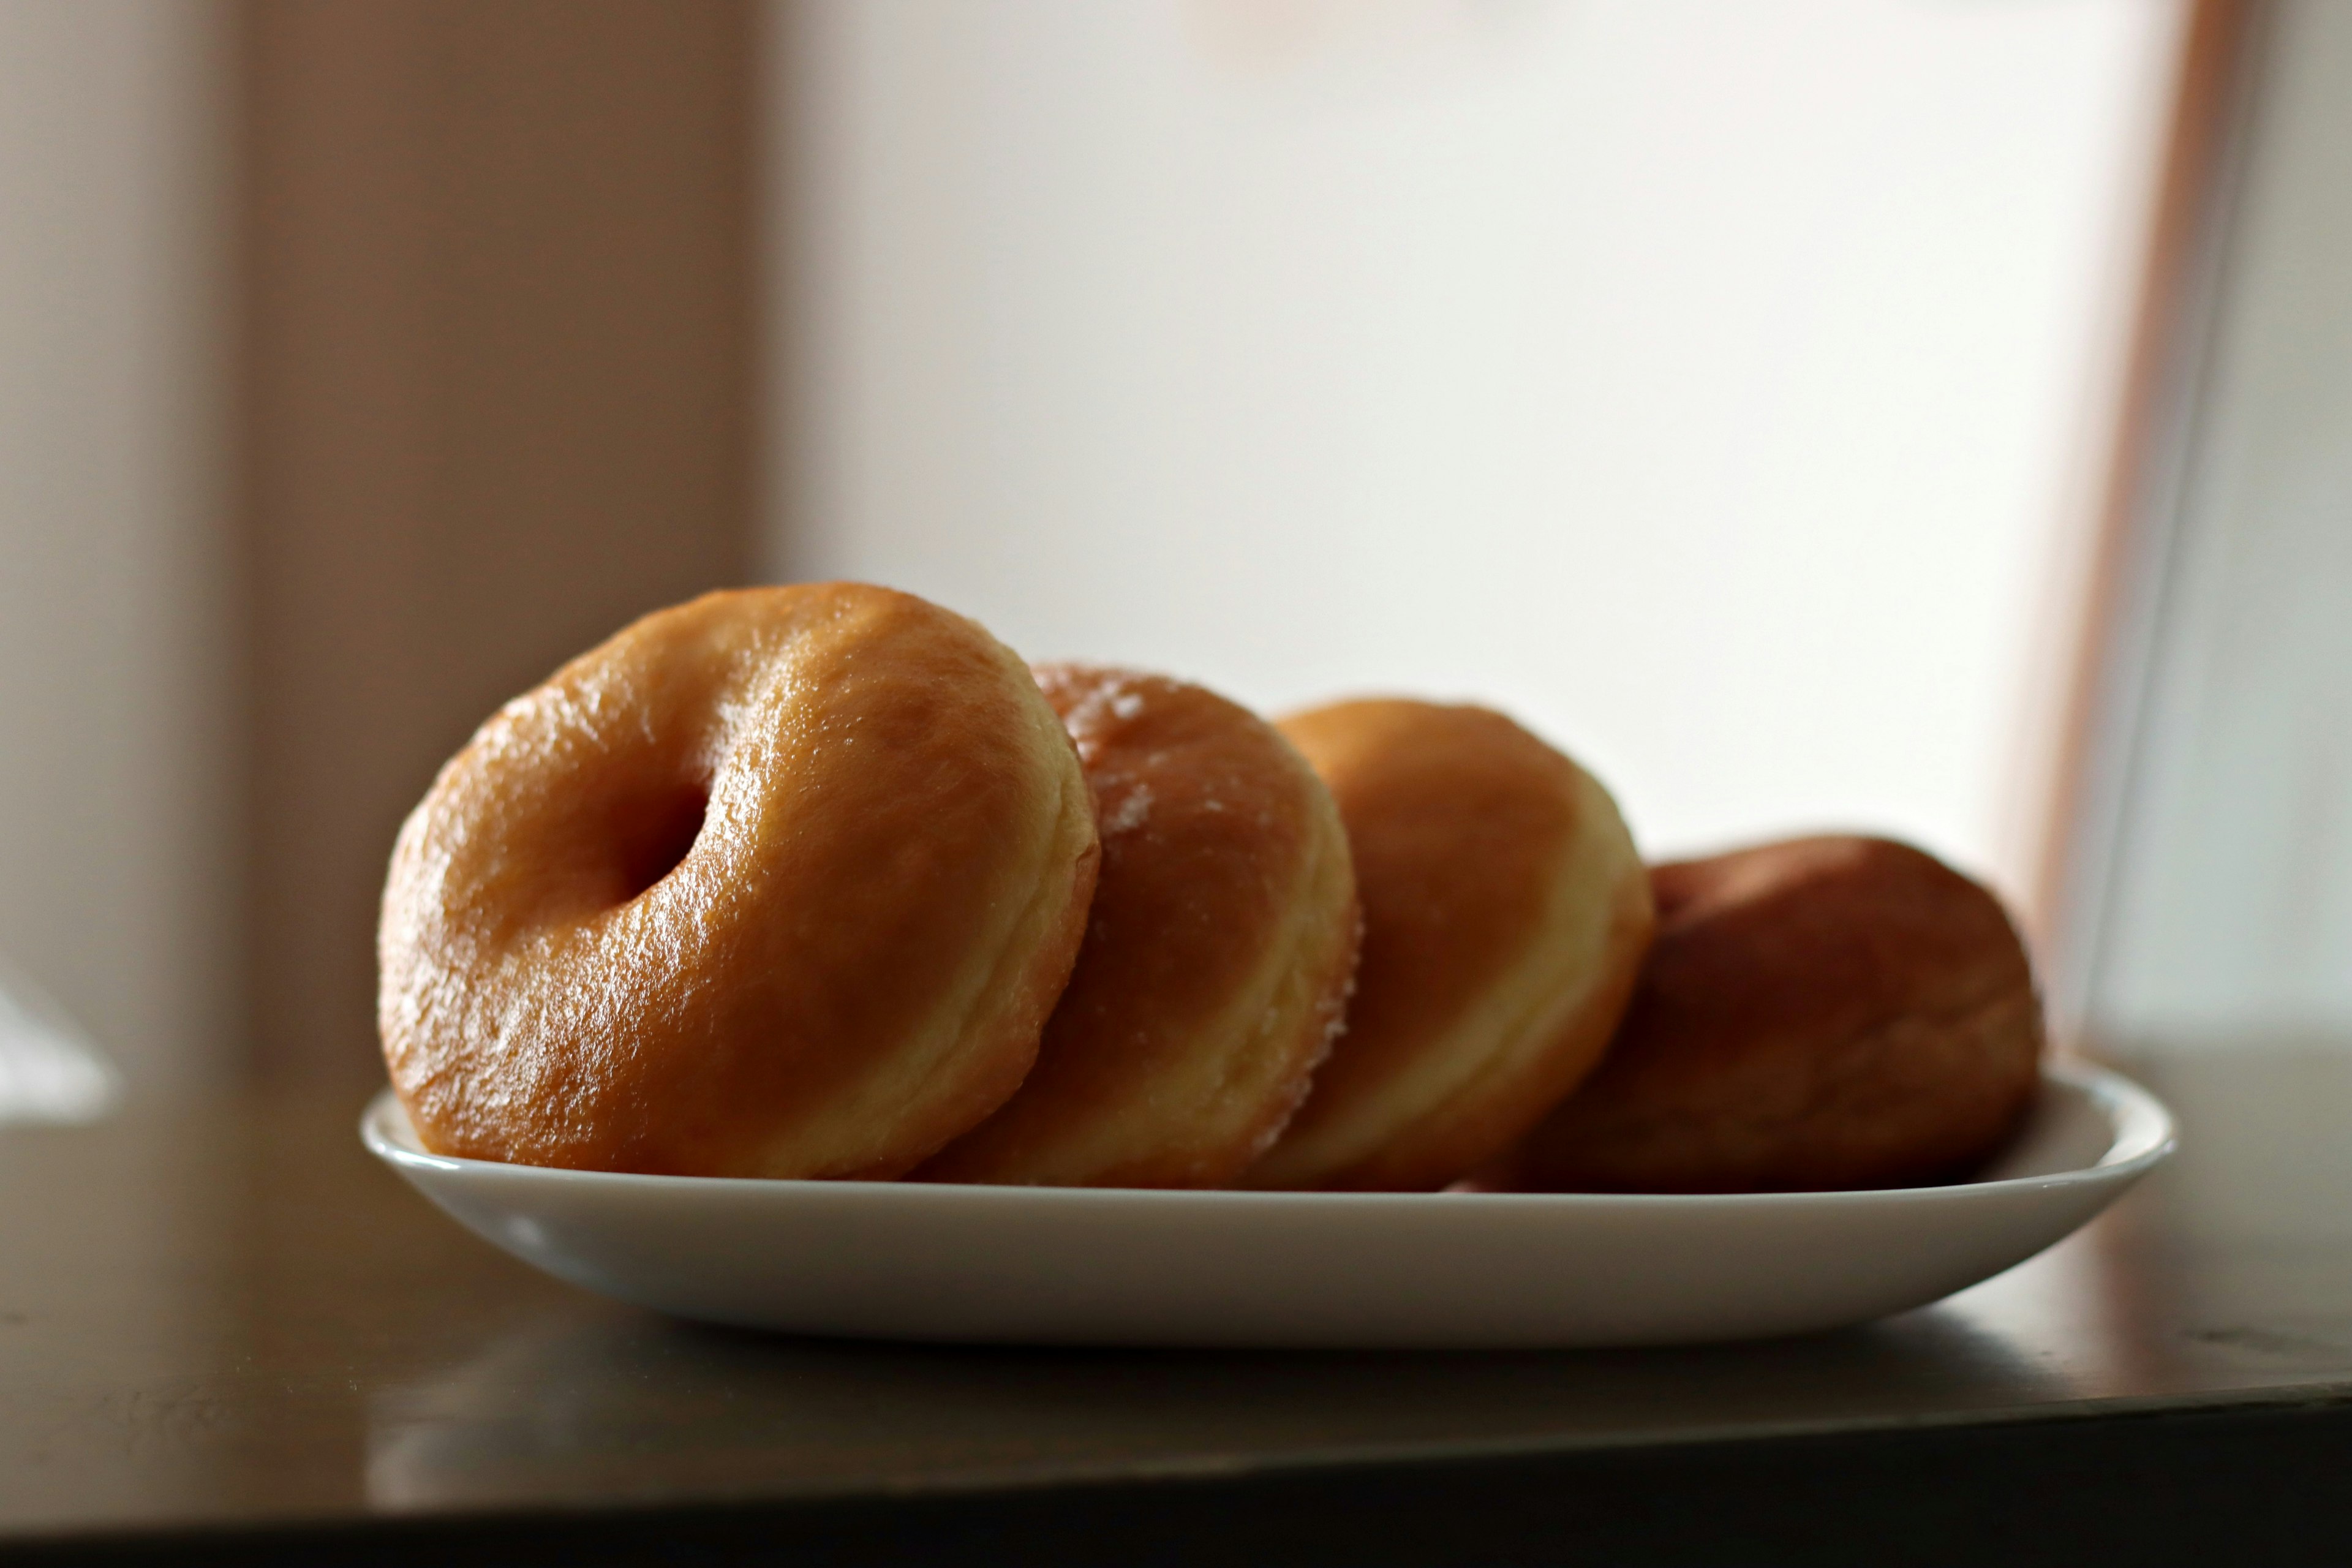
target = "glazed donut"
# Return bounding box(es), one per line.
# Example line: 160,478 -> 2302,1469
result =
1491,835 -> 2044,1193
1247,700 -> 1654,1191
920,665 -> 1360,1187
377,583 -> 1099,1179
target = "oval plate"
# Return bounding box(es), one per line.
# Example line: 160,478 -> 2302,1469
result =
362,1062 -> 2173,1349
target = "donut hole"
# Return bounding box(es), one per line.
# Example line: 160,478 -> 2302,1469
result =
610,783 -> 710,905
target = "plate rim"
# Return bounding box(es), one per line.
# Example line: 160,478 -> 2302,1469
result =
359,1058 -> 2175,1210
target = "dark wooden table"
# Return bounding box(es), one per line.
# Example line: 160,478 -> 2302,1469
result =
2,1046 -> 2349,1565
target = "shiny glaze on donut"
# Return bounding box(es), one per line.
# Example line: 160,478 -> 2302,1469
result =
921,665 -> 1360,1188
1249,700 -> 1654,1191
377,583 -> 1098,1178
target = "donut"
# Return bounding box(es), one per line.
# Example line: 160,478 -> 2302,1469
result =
920,666 -> 1360,1187
1246,699 -> 1654,1191
376,583 -> 1100,1179
1491,835 -> 2044,1193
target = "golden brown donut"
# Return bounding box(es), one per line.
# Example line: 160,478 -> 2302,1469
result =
920,666 -> 1360,1188
1492,835 -> 2045,1193
1247,699 -> 1654,1191
377,583 -> 1099,1179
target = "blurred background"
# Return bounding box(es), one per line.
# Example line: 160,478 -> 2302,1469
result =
2,0 -> 2334,1096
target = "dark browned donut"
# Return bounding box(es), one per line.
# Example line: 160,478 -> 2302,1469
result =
1491,835 -> 2043,1193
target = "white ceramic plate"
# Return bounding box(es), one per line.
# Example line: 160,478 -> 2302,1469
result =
362,1063 -> 2173,1349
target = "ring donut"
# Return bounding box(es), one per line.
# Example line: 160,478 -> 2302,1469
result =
1248,699 -> 1654,1191
921,665 -> 1360,1187
376,583 -> 1099,1178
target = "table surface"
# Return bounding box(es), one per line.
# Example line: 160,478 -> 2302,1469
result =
4,1045 -> 2351,1563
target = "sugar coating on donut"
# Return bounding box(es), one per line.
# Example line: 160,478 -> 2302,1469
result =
1492,835 -> 2044,1193
376,583 -> 1099,1178
918,665 -> 1360,1188
1247,699 -> 1654,1192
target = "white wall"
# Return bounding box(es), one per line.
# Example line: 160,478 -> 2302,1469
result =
771,0 -> 2180,909
0,1 -> 234,1089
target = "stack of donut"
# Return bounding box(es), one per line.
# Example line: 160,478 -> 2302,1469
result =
379,584 -> 2044,1193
